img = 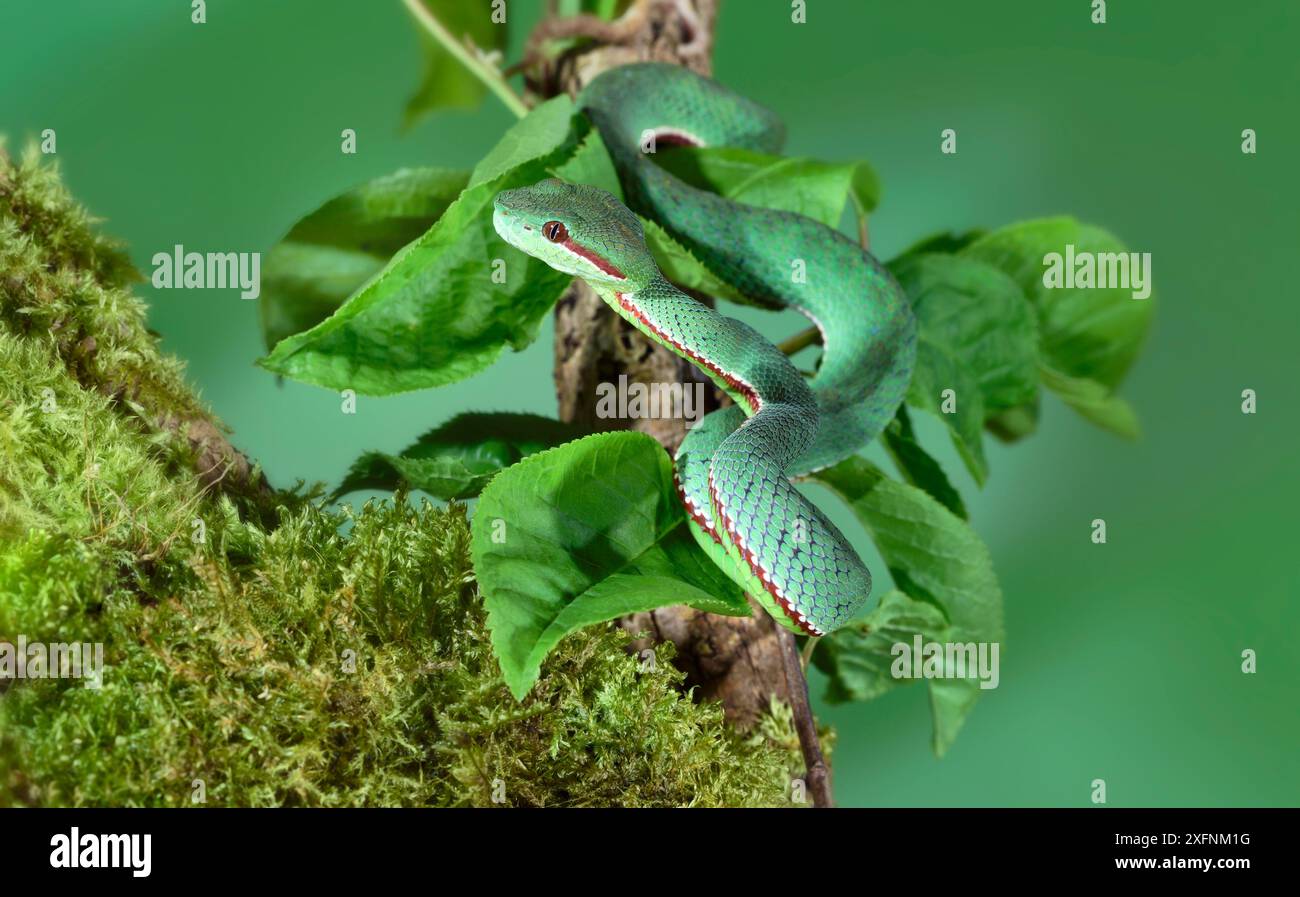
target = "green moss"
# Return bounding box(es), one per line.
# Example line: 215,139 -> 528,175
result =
0,148 -> 804,807
1,494 -> 801,807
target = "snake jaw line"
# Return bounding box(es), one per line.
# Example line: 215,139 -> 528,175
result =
556,238 -> 627,280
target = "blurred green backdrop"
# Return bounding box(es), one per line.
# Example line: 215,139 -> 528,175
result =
3,0 -> 1296,806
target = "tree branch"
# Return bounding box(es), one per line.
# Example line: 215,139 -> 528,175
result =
778,627 -> 834,808
777,325 -> 822,356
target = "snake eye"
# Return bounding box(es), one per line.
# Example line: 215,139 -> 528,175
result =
543,220 -> 568,243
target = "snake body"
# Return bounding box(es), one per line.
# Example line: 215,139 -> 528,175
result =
493,63 -> 916,635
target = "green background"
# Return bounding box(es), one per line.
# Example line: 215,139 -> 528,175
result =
3,0 -> 1295,806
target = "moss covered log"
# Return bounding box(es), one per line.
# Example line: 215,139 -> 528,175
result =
0,148 -> 806,807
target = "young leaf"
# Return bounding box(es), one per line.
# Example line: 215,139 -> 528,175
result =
473,432 -> 750,700
812,456 -> 1004,756
334,412 -> 582,500
889,252 -> 1042,485
882,406 -> 967,520
961,217 -> 1153,392
812,589 -> 950,703
652,146 -> 875,228
260,167 -> 469,351
403,0 -> 509,127
985,401 -> 1039,443
1039,365 -> 1140,439
961,218 -> 1151,439
259,97 -> 581,394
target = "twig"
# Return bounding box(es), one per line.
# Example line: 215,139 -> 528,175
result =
777,325 -> 822,356
849,194 -> 871,250
777,626 -> 834,808
400,0 -> 530,119
520,0 -> 654,75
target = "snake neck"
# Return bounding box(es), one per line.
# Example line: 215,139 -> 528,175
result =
594,275 -> 815,422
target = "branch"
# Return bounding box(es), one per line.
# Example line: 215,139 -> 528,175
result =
401,0 -> 530,119
777,627 -> 834,807
777,325 -> 822,356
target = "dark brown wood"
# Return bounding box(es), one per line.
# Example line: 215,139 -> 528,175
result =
778,627 -> 834,807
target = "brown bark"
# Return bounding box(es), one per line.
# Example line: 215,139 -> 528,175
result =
530,0 -> 797,732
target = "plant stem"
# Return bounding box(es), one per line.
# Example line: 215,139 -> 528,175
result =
800,635 -> 820,671
777,626 -> 834,808
777,325 -> 823,356
400,0 -> 531,120
850,197 -> 871,250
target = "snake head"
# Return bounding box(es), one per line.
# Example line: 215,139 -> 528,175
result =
493,179 -> 655,289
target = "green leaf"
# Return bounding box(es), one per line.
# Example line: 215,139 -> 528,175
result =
259,97 -> 581,394
892,228 -> 986,263
1040,365 -> 1140,439
961,217 -> 1153,391
985,401 -> 1039,443
550,127 -> 624,199
961,218 -> 1151,438
652,146 -> 875,228
848,161 -> 881,216
403,0 -> 509,127
334,412 -> 582,500
813,589 -> 950,703
881,406 -> 967,519
468,94 -> 578,188
908,335 -> 987,484
259,167 -> 469,351
813,456 -> 1004,756
890,253 -> 1041,484
473,432 -> 750,699
893,252 -> 1040,412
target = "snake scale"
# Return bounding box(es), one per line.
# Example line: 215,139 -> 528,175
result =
493,63 -> 916,636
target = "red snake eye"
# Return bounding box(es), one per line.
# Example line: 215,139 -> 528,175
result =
543,220 -> 568,243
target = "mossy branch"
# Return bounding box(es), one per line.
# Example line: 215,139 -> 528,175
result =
0,145 -> 273,519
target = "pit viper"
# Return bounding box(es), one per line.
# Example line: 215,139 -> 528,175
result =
493,63 -> 916,636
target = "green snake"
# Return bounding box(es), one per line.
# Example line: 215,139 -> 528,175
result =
493,63 -> 916,636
